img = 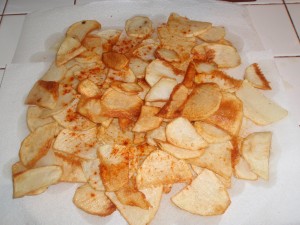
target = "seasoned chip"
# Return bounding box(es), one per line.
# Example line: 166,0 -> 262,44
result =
205,92 -> 243,136
101,88 -> 143,120
102,52 -> 129,70
194,121 -> 231,144
182,61 -> 196,88
157,84 -> 189,119
81,158 -> 105,191
241,132 -> 272,180
129,57 -> 149,79
204,43 -> 240,68
187,141 -> 233,178
73,184 -> 116,216
106,186 -> 163,225
53,98 -> 96,131
56,36 -> 86,66
125,16 -> 152,38
19,122 -> 58,168
155,48 -> 180,63
111,81 -> 143,95
132,106 -> 163,133
67,20 -> 101,42
146,124 -> 166,146
25,80 -> 59,109
13,166 -> 62,198
167,13 -> 212,37
194,61 -> 217,74
244,63 -> 271,90
145,59 -> 183,86
145,77 -> 177,102
113,32 -> 143,55
166,117 -> 208,150
27,106 -> 55,132
182,83 -> 222,121
97,29 -> 122,52
107,68 -> 137,83
197,26 -> 225,42
133,41 -> 159,62
54,150 -> 87,183
77,79 -> 101,97
82,34 -> 103,55
156,140 -> 204,159
41,63 -> 67,82
171,169 -> 230,216
236,81 -> 287,125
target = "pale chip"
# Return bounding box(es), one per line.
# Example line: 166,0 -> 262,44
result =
171,169 -> 230,216
155,48 -> 180,63
129,57 -> 149,79
236,81 -> 288,125
145,77 -> 177,102
41,63 -> 66,82
67,20 -> 101,42
77,79 -> 101,97
166,117 -> 208,150
81,158 -> 105,191
197,26 -> 226,42
27,106 -> 55,132
125,16 -> 152,38
244,63 -> 271,90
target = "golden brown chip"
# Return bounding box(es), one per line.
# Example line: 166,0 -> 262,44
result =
136,150 -> 193,189
182,61 -> 196,88
205,92 -> 243,136
171,169 -> 230,216
102,52 -> 129,70
197,26 -> 225,42
67,20 -> 101,42
25,80 -> 59,109
101,88 -> 143,120
77,79 -> 101,97
132,106 -> 163,133
111,81 -> 143,95
19,122 -> 58,168
182,83 -> 222,121
129,57 -> 149,79
97,29 -> 122,52
73,184 -> 116,216
244,63 -> 271,90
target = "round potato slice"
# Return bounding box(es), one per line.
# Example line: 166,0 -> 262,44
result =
125,16 -> 152,38
182,83 -> 222,121
27,106 -> 55,132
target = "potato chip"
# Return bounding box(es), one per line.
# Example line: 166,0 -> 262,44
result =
155,48 -> 180,63
113,32 -> 144,55
241,132 -> 272,180
197,26 -> 225,42
53,98 -> 96,131
234,156 -> 258,181
19,122 -> 58,168
54,127 -> 98,160
244,63 -> 271,90
136,150 -> 193,189
106,186 -> 163,225
13,166 -> 62,198
182,83 -> 222,121
194,121 -> 231,144
182,61 -> 196,88
205,92 -> 243,136
132,106 -> 163,133
166,117 -> 208,150
236,81 -> 287,125
204,43 -> 240,68
26,106 -> 55,132
156,140 -> 204,159
56,36 -> 86,66
97,29 -> 122,52
145,59 -> 183,86
194,61 -> 217,74
145,77 -> 177,102
157,84 -> 189,119
125,16 -> 152,38
167,13 -> 212,37
67,20 -> 101,42
101,88 -> 143,120
77,79 -> 101,97
25,80 -> 59,109
81,158 -> 105,191
73,184 -> 116,216
111,81 -> 143,95
129,57 -> 149,79
107,68 -> 137,83
133,41 -> 159,62
194,70 -> 242,92
146,124 -> 166,146
82,34 -> 103,55
102,52 -> 129,70
171,169 -> 230,216
41,63 -> 67,82
98,144 -> 129,191
34,146 -> 57,167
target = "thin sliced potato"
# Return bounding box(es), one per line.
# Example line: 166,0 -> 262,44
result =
171,169 -> 230,216
136,150 -> 193,189
77,79 -> 101,97
73,184 -> 116,216
182,83 -> 222,121
145,77 -> 177,102
67,20 -> 101,42
244,63 -> 271,90
197,26 -> 225,42
125,16 -> 152,38
166,117 -> 208,150
41,63 -> 66,82
132,106 -> 163,133
102,52 -> 129,70
19,122 -> 58,168
13,166 -> 62,198
81,158 -> 105,191
241,132 -> 272,180
155,48 -> 180,63
27,106 -> 55,132
129,57 -> 149,79
146,124 -> 166,146
97,29 -> 122,52
236,81 -> 287,125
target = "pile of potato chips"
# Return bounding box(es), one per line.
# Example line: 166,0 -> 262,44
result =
12,13 -> 288,225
